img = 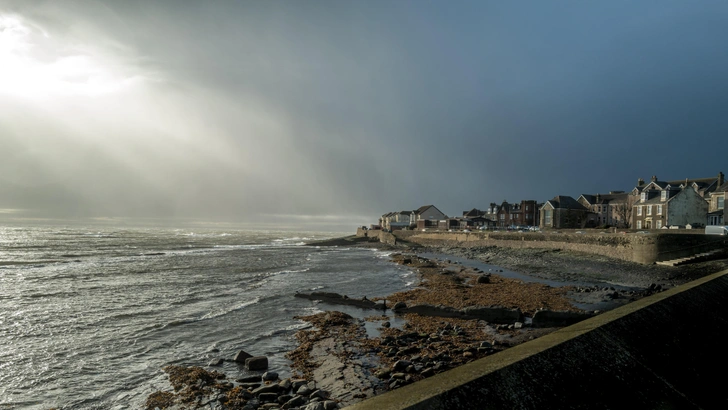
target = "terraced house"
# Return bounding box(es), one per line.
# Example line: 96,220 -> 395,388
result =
630,173 -> 722,229
540,195 -> 594,229
577,191 -> 631,228
707,180 -> 728,225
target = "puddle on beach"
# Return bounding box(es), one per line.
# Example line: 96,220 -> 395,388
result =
312,302 -> 407,338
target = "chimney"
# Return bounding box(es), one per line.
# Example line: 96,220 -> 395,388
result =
651,175 -> 657,182
637,178 -> 645,186
596,193 -> 601,202
719,172 -> 724,186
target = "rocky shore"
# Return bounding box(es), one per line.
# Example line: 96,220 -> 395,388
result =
145,235 -> 728,409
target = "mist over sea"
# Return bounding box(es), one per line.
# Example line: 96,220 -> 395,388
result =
0,225 -> 414,409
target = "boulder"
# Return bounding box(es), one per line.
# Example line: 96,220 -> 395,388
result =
237,375 -> 262,383
421,367 -> 435,377
393,301 -> 407,310
252,383 -> 279,395
310,389 -> 329,400
323,400 -> 339,410
278,379 -> 292,391
259,392 -> 279,403
296,385 -> 313,396
262,371 -> 279,381
238,382 -> 261,390
291,379 -> 308,390
245,356 -> 269,371
305,402 -> 326,410
390,372 -> 407,380
393,360 -> 412,372
282,395 -> 307,409
233,350 -> 253,363
477,274 -> 491,284
208,358 -> 223,367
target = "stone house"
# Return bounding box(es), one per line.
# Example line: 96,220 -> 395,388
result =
577,192 -> 630,228
632,186 -> 709,229
540,195 -> 595,229
485,203 -> 500,224
496,201 -> 515,228
491,200 -> 541,228
707,180 -> 727,226
630,172 -> 726,229
517,200 -> 541,227
630,174 -> 724,206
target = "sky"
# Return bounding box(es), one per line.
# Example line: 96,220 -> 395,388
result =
1,0 -> 728,231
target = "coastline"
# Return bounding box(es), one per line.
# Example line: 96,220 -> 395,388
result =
146,234 -> 728,409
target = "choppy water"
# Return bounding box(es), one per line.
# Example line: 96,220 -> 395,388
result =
0,225 -> 415,409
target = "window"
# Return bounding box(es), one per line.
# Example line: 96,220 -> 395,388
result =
656,220 -> 662,229
637,220 -> 642,229
661,191 -> 667,201
657,205 -> 662,215
641,192 -> 646,202
544,210 -> 552,226
637,206 -> 642,216
646,206 -> 652,216
719,197 -> 725,210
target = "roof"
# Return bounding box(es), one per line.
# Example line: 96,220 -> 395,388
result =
463,208 -> 485,217
414,204 -> 447,218
415,205 -> 434,214
580,192 -> 629,205
635,174 -> 723,195
544,195 -> 588,210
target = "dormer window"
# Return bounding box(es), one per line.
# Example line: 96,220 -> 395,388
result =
640,192 -> 646,202
661,191 -> 667,201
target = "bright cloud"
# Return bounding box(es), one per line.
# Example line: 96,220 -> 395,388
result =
0,13 -> 143,99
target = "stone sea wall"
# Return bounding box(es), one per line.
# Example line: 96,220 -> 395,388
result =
391,230 -> 727,265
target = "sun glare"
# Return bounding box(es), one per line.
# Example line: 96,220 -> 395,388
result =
0,14 -> 138,99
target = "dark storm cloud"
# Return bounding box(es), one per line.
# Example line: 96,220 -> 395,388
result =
2,0 -> 728,227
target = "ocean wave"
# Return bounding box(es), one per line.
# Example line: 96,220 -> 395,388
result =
23,290 -> 80,299
253,267 -> 310,279
199,297 -> 261,321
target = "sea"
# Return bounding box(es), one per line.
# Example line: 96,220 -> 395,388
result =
0,224 -> 416,410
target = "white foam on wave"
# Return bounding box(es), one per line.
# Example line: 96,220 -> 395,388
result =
199,297 -> 261,321
254,267 -> 310,279
374,250 -> 393,258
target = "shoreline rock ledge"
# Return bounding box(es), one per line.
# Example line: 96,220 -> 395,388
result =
294,291 -> 387,310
